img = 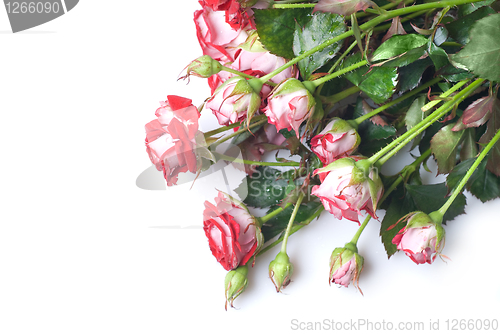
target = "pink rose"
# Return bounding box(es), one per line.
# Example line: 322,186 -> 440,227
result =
208,32 -> 297,95
203,191 -> 264,271
392,211 -> 445,264
264,78 -> 315,137
311,118 -> 361,165
205,76 -> 261,125
194,4 -> 250,63
145,95 -> 200,186
329,244 -> 364,293
311,157 -> 383,223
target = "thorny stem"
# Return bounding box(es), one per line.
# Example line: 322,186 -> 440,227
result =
261,0 -> 484,83
354,77 -> 442,125
437,127 -> 500,218
376,79 -> 484,166
213,152 -> 301,167
368,78 -> 483,165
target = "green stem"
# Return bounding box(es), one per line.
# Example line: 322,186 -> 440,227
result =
281,192 -> 305,253
211,118 -> 268,147
320,86 -> 361,104
221,66 -> 277,87
310,60 -> 368,88
354,77 -> 442,125
376,79 -> 484,165
261,0 -> 483,83
329,37 -> 361,74
272,3 -> 315,8
437,127 -> 500,218
258,206 -> 324,256
260,203 -> 293,224
368,78 -> 482,165
349,149 -> 432,245
316,37 -> 363,96
213,152 -> 301,167
422,80 -> 468,112
204,115 -> 267,138
350,215 -> 370,245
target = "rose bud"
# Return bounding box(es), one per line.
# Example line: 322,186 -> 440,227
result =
268,251 -> 293,292
329,243 -> 364,294
311,157 -> 383,224
264,78 -> 315,137
182,55 -> 223,80
205,76 -> 262,125
145,95 -> 201,186
392,211 -> 445,264
311,118 -> 361,165
224,264 -> 249,310
203,191 -> 264,271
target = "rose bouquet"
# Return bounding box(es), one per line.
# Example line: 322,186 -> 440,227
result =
144,0 -> 500,309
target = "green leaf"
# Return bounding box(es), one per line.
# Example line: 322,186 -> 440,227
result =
254,8 -> 313,59
234,166 -> 290,208
460,128 -> 478,161
458,0 -> 495,17
397,58 -> 433,93
431,124 -> 465,175
419,121 -> 443,155
371,34 -> 429,62
450,13 -> 500,82
405,183 -> 466,224
405,96 -> 427,149
428,42 -> 449,71
379,45 -> 427,68
261,202 -> 322,242
405,96 -> 427,130
479,97 -> 500,176
447,158 -> 500,202
292,12 -> 346,79
445,6 -> 496,45
436,63 -> 475,82
343,54 -> 398,104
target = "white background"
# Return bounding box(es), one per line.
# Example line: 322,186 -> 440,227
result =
1,2 -> 499,333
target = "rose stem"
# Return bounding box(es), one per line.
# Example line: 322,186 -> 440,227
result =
350,148 -> 432,245
213,152 -> 301,167
258,206 -> 324,257
260,0 -> 484,84
354,77 -> 442,126
210,118 -> 268,148
281,192 -> 305,253
433,127 -> 500,222
368,78 -> 484,166
204,114 -> 267,138
260,203 -> 293,224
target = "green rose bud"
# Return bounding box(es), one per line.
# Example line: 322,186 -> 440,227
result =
269,251 -> 293,292
224,265 -> 249,310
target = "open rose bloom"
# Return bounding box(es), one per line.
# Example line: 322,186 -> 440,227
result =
311,118 -> 361,165
145,95 -> 204,186
392,211 -> 445,264
329,245 -> 364,293
203,191 -> 264,271
311,157 -> 383,223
